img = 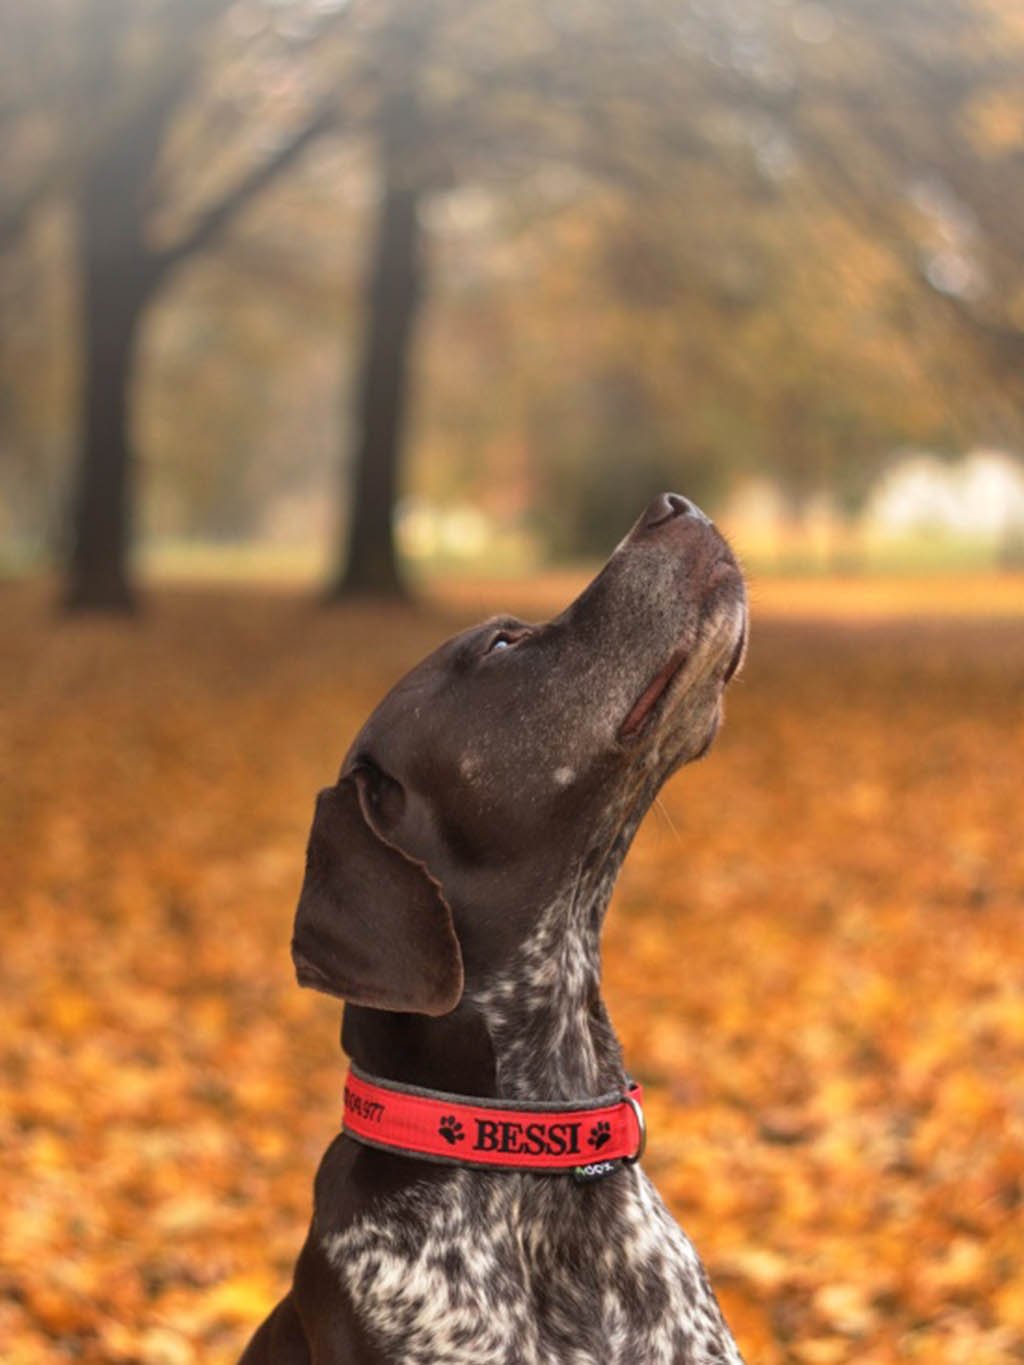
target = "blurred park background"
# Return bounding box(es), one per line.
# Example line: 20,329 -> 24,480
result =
2,0 -> 1023,1361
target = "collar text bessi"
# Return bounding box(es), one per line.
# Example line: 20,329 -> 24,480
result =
342,1065 -> 646,1182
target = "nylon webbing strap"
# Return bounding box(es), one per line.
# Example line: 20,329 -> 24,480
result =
342,1066 -> 646,1177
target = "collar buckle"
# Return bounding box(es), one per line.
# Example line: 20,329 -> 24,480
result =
621,1087 -> 647,1164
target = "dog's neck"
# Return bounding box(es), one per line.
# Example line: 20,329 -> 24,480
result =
342,902 -> 622,1105
466,881 -> 625,1101
343,805 -> 648,1105
463,785 -> 656,1101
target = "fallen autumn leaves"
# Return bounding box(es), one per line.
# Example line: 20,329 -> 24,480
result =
1,578 -> 1022,1363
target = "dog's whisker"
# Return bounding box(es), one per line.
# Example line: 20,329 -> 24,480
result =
654,794 -> 682,844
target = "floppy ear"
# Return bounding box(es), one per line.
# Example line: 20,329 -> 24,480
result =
291,777 -> 464,1016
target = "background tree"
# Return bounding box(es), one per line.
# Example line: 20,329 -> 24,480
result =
328,0 -> 1024,591
0,0 -> 350,610
326,0 -> 783,593
328,6 -> 435,599
2,0 -> 1022,593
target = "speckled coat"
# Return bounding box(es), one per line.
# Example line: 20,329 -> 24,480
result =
240,494 -> 749,1364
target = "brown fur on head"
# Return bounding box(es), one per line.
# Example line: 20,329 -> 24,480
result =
292,493 -> 747,1014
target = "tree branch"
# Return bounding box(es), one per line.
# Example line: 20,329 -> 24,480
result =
147,0 -> 366,278
152,99 -> 340,280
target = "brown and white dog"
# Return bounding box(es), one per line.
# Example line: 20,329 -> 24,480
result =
241,492 -> 748,1364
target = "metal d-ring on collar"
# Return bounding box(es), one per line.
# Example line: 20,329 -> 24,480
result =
621,1088 -> 647,1164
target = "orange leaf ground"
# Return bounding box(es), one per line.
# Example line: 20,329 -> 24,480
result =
2,577 -> 1022,1363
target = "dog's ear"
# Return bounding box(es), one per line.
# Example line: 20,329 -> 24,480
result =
291,776 -> 463,1015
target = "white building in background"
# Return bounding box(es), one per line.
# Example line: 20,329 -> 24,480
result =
867,450 -> 1024,539
398,498 -> 490,561
720,449 -> 1024,570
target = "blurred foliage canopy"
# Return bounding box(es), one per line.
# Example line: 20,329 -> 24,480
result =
0,0 -> 1022,587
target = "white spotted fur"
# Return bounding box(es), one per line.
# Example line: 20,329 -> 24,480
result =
323,597 -> 748,1363
325,1165 -> 741,1364
325,886 -> 744,1364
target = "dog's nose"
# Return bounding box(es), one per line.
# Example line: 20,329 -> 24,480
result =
642,492 -> 713,530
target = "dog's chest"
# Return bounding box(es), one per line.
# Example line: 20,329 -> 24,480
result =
324,1166 -> 742,1365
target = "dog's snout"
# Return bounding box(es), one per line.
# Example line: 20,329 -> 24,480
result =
642,491 -> 712,530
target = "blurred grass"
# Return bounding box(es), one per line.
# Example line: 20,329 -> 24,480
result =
132,539 -> 1024,605
1,574 -> 1023,1363
436,569 -> 1024,622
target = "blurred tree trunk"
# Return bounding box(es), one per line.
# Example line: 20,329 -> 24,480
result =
328,90 -> 426,600
66,268 -> 147,612
62,101 -> 337,610
55,0 -> 346,613
61,17 -> 187,612
65,152 -> 159,611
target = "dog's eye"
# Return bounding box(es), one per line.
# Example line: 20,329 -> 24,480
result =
354,760 -> 405,830
486,629 -> 528,655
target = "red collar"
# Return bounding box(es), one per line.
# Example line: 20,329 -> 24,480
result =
343,1066 -> 646,1181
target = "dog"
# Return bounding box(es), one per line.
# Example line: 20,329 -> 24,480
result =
240,492 -> 748,1364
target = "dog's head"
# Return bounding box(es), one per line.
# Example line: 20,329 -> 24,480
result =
292,493 -> 747,1016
